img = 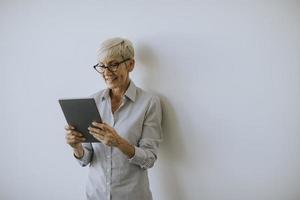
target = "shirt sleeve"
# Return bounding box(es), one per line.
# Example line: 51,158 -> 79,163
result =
129,95 -> 163,169
74,143 -> 94,167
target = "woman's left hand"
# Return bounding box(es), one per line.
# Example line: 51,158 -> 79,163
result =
88,122 -> 123,147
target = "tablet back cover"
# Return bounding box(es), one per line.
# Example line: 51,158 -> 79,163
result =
59,98 -> 102,143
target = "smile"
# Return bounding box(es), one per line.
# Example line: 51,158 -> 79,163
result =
105,77 -> 117,82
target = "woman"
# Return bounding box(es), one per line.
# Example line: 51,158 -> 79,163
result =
65,37 -> 163,200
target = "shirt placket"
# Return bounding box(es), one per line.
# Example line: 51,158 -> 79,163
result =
105,95 -> 126,200
105,98 -> 114,200
106,146 -> 112,200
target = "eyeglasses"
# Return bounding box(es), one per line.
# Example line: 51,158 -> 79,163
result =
93,58 -> 131,74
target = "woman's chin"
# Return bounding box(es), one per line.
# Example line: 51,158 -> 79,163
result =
105,78 -> 117,84
106,81 -> 117,89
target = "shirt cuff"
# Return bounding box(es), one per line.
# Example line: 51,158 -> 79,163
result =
128,146 -> 147,166
73,148 -> 91,166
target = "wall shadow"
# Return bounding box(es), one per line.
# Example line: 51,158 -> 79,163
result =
137,42 -> 189,200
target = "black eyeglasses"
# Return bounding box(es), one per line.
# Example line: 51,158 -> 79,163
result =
93,58 -> 131,74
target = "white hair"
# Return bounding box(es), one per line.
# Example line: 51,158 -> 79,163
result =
97,37 -> 134,62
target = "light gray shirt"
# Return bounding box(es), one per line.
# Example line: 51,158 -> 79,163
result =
75,81 -> 163,200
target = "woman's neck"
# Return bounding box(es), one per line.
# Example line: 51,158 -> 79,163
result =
110,79 -> 130,99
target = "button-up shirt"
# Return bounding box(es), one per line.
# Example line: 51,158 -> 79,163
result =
75,81 -> 163,200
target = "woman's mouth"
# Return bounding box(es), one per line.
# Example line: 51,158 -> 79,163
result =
105,77 -> 117,82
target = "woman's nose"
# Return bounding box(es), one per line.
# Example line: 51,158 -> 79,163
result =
103,68 -> 112,75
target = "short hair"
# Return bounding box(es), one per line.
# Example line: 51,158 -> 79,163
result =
97,37 -> 134,62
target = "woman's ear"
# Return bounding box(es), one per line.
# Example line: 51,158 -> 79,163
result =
127,59 -> 135,72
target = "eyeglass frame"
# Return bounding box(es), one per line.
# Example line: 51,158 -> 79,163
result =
93,58 -> 131,74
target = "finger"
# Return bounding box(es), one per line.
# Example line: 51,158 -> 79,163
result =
88,126 -> 105,135
89,131 -> 104,139
101,123 -> 114,132
88,126 -> 98,132
65,125 -> 71,130
100,123 -> 117,133
67,134 -> 85,142
74,136 -> 86,142
66,132 -> 84,143
69,135 -> 76,141
91,134 -> 104,142
68,130 -> 83,137
91,121 -> 105,129
66,130 -> 76,137
90,131 -> 105,140
65,124 -> 75,130
66,135 -> 76,143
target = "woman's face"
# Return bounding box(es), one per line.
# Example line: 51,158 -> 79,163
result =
100,57 -> 134,90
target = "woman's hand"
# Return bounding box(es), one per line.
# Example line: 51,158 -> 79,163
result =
88,122 -> 122,147
89,122 -> 135,158
65,125 -> 86,149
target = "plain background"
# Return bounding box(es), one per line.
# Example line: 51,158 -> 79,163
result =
1,1 -> 300,200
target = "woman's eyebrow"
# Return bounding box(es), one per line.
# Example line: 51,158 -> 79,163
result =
109,61 -> 119,65
100,60 -> 119,65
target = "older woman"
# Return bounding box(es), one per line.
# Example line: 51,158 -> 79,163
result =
65,38 -> 163,200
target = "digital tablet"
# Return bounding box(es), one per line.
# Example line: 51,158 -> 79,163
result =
59,98 -> 102,143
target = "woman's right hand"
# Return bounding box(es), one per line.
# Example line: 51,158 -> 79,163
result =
65,125 -> 86,149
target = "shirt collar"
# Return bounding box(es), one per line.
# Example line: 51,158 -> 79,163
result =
124,80 -> 137,102
101,89 -> 110,101
101,80 -> 137,102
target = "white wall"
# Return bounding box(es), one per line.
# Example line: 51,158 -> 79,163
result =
1,1 -> 300,200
